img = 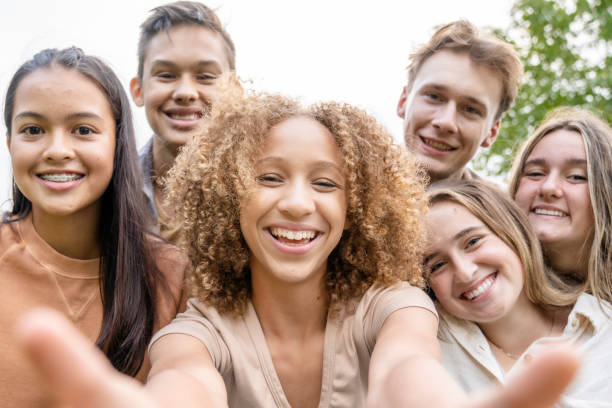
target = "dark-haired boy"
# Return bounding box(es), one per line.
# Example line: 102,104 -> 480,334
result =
397,20 -> 523,185
130,1 -> 235,242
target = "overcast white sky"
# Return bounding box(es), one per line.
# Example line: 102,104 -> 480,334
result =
0,0 -> 514,206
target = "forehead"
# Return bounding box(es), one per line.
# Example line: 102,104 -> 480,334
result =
412,50 -> 503,112
426,201 -> 483,242
13,67 -> 112,118
261,116 -> 343,164
143,24 -> 231,71
528,129 -> 586,162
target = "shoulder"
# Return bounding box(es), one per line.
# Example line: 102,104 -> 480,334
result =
358,281 -> 436,318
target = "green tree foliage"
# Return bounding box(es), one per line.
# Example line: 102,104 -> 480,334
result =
473,0 -> 611,177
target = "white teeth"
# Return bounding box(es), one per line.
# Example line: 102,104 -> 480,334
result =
270,227 -> 316,241
169,113 -> 199,120
422,138 -> 454,151
39,173 -> 83,182
463,275 -> 495,300
534,208 -> 566,217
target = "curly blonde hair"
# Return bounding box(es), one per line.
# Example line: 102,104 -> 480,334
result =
167,79 -> 428,316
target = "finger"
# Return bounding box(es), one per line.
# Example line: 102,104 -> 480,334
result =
473,344 -> 580,408
15,308 -> 154,408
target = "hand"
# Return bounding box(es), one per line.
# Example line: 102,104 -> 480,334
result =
467,345 -> 579,408
16,308 -> 158,408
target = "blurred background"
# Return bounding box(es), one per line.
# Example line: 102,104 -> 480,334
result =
1,0 -> 609,207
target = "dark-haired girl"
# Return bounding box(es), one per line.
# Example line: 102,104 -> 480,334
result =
1,47 -> 185,407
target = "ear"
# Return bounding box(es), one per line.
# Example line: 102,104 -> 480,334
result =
480,119 -> 500,148
6,134 -> 10,151
396,86 -> 408,119
129,77 -> 144,107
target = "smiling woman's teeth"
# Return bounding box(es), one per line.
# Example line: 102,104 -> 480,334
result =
534,208 -> 566,217
270,227 -> 316,241
39,174 -> 83,182
463,275 -> 496,300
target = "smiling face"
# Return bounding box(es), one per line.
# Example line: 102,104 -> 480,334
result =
397,50 -> 502,183
130,25 -> 231,150
239,116 -> 347,287
514,129 -> 594,257
8,67 -> 116,221
424,201 -> 524,323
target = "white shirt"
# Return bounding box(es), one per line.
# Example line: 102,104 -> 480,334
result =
437,293 -> 612,408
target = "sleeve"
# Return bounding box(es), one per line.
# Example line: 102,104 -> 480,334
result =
360,282 -> 437,352
149,298 -> 232,376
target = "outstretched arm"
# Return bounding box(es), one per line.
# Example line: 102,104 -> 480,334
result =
16,308 -> 228,408
368,307 -> 579,408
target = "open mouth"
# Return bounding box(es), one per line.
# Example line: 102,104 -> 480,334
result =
461,273 -> 497,301
165,111 -> 204,121
420,136 -> 455,152
533,208 -> 567,217
269,227 -> 319,246
37,173 -> 84,183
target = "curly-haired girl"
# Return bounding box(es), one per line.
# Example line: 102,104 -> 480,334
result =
17,83 -> 578,408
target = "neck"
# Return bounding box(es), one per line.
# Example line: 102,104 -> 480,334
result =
427,168 -> 464,186
251,270 -> 328,341
478,292 -> 553,359
544,243 -> 589,281
152,135 -> 180,180
31,205 -> 101,260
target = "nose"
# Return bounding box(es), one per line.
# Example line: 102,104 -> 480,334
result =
452,253 -> 478,283
431,102 -> 458,134
172,75 -> 198,104
44,132 -> 75,162
277,181 -> 315,219
538,172 -> 563,199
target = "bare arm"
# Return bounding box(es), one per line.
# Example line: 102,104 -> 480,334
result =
16,308 -> 228,408
368,307 -> 580,408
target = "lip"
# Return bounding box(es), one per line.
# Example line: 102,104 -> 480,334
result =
459,272 -> 497,302
419,136 -> 457,155
265,223 -> 323,255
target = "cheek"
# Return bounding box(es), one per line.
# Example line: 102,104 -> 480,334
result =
514,181 -> 535,212
429,274 -> 451,303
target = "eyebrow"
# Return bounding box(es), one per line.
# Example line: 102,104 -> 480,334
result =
424,226 -> 482,264
150,59 -> 223,70
256,156 -> 343,172
13,111 -> 105,122
524,157 -> 588,167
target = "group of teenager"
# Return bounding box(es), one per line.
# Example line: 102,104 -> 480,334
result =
2,1 -> 611,407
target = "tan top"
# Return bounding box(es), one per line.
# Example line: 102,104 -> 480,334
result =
151,282 -> 436,408
437,294 -> 612,408
0,215 -> 186,408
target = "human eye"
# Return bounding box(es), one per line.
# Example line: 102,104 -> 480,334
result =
465,235 -> 483,249
568,173 -> 587,182
196,73 -> 217,82
313,178 -> 339,191
427,259 -> 447,276
463,104 -> 483,117
425,92 -> 443,102
21,125 -> 44,136
256,174 -> 282,186
155,71 -> 175,80
522,167 -> 545,179
73,126 -> 96,136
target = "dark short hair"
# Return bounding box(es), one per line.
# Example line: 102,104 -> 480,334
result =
137,1 -> 235,78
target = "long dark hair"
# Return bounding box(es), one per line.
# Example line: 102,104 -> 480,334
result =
4,47 -> 164,376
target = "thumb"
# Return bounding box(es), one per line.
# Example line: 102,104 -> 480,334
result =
471,344 -> 580,408
15,307 -> 156,408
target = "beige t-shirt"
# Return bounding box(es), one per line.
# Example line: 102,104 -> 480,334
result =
0,215 -> 187,407
437,294 -> 612,408
151,282 -> 436,408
